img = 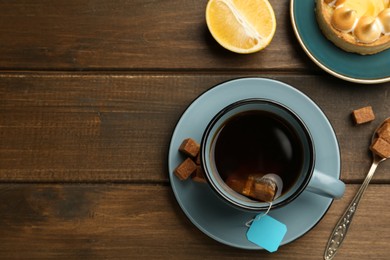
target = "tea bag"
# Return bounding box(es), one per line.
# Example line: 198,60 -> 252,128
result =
244,174 -> 286,252
243,173 -> 283,202
246,214 -> 287,252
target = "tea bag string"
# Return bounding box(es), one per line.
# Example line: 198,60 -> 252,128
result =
245,202 -> 272,227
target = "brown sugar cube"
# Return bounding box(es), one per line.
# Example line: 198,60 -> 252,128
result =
179,138 -> 200,158
195,152 -> 201,165
378,122 -> 390,143
225,173 -> 247,194
370,138 -> 390,158
192,166 -> 207,183
352,106 -> 375,124
241,175 -> 255,197
174,158 -> 197,180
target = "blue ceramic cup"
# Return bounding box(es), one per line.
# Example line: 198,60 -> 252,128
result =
201,99 -> 345,212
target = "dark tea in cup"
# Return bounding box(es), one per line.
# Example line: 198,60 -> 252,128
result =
201,99 -> 318,211
201,94 -> 345,212
211,110 -> 305,202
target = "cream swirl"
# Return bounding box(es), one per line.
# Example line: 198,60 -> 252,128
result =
378,8 -> 390,34
354,16 -> 382,42
326,0 -> 390,43
332,6 -> 358,32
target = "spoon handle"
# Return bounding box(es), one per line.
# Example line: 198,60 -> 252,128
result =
324,159 -> 380,260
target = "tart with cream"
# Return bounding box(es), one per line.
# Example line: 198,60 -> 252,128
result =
316,0 -> 390,55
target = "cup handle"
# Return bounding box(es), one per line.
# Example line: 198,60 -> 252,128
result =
306,170 -> 345,199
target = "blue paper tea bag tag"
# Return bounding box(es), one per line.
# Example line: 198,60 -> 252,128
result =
246,214 -> 287,253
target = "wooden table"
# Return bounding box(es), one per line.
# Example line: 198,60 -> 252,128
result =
0,1 -> 389,259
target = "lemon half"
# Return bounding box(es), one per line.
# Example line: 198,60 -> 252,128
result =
206,0 -> 276,54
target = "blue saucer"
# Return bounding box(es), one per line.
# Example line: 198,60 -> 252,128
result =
168,78 -> 341,249
290,0 -> 390,84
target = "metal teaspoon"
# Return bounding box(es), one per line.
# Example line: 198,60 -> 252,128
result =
324,118 -> 390,260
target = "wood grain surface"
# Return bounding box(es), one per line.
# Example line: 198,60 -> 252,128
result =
1,73 -> 389,183
0,0 -> 311,71
0,184 -> 389,259
0,0 -> 389,259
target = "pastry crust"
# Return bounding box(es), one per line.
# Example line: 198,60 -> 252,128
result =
315,0 -> 390,55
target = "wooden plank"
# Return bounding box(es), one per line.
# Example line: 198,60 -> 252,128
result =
0,0 -> 312,71
0,73 -> 389,182
0,184 -> 388,259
